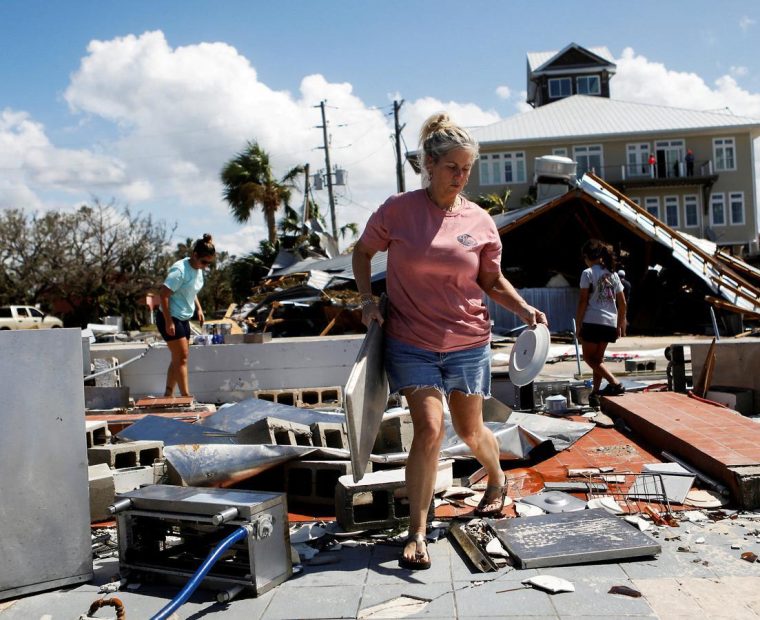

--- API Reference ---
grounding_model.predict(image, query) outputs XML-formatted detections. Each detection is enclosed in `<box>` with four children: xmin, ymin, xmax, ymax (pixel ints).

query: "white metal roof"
<box><xmin>527</xmin><ymin>45</ymin><xmax>615</xmax><ymax>72</ymax></box>
<box><xmin>471</xmin><ymin>95</ymin><xmax>760</xmax><ymax>145</ymax></box>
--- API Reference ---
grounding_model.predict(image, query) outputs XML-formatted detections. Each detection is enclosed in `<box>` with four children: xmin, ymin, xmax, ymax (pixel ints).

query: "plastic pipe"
<box><xmin>150</xmin><ymin>525</ymin><xmax>250</xmax><ymax>620</ymax></box>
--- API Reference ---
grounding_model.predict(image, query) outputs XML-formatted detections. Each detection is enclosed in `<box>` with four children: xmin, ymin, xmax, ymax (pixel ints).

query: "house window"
<box><xmin>645</xmin><ymin>197</ymin><xmax>660</xmax><ymax>219</ymax></box>
<box><xmin>631</xmin><ymin>197</ymin><xmax>641</xmax><ymax>206</ymax></box>
<box><xmin>479</xmin><ymin>153</ymin><xmax>501</xmax><ymax>186</ymax></box>
<box><xmin>574</xmin><ymin>145</ymin><xmax>603</xmax><ymax>177</ymax></box>
<box><xmin>478</xmin><ymin>152</ymin><xmax>525</xmax><ymax>185</ymax></box>
<box><xmin>710</xmin><ymin>193</ymin><xmax>726</xmax><ymax>226</ymax></box>
<box><xmin>729</xmin><ymin>191</ymin><xmax>745</xmax><ymax>225</ymax></box>
<box><xmin>548</xmin><ymin>77</ymin><xmax>571</xmax><ymax>99</ymax></box>
<box><xmin>552</xmin><ymin>148</ymin><xmax>568</xmax><ymax>157</ymax></box>
<box><xmin>714</xmin><ymin>138</ymin><xmax>736</xmax><ymax>171</ymax></box>
<box><xmin>503</xmin><ymin>152</ymin><xmax>526</xmax><ymax>184</ymax></box>
<box><xmin>626</xmin><ymin>143</ymin><xmax>650</xmax><ymax>177</ymax></box>
<box><xmin>684</xmin><ymin>195</ymin><xmax>699</xmax><ymax>227</ymax></box>
<box><xmin>664</xmin><ymin>196</ymin><xmax>679</xmax><ymax>227</ymax></box>
<box><xmin>576</xmin><ymin>75</ymin><xmax>600</xmax><ymax>95</ymax></box>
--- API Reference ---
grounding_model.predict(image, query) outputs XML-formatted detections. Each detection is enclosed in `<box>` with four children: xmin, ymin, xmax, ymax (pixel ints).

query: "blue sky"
<box><xmin>1</xmin><ymin>0</ymin><xmax>759</xmax><ymax>255</ymax></box>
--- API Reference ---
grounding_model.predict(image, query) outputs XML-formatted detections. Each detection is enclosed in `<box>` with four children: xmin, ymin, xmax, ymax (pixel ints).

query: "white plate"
<box><xmin>508</xmin><ymin>323</ymin><xmax>551</xmax><ymax>386</ymax></box>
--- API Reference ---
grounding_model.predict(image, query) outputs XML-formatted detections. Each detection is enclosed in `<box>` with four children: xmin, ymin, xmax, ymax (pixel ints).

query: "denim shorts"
<box><xmin>384</xmin><ymin>337</ymin><xmax>491</xmax><ymax>398</ymax></box>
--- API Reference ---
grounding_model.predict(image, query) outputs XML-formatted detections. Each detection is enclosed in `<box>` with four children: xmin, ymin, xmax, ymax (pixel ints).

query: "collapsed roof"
<box><xmin>267</xmin><ymin>174</ymin><xmax>759</xmax><ymax>334</ymax></box>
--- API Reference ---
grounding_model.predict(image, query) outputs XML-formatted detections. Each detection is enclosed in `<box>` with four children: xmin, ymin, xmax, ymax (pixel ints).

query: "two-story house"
<box><xmin>467</xmin><ymin>43</ymin><xmax>760</xmax><ymax>255</ymax></box>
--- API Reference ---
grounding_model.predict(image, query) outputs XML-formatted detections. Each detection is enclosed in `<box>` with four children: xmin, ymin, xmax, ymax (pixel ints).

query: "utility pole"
<box><xmin>393</xmin><ymin>99</ymin><xmax>406</xmax><ymax>193</ymax></box>
<box><xmin>316</xmin><ymin>100</ymin><xmax>338</xmax><ymax>241</ymax></box>
<box><xmin>301</xmin><ymin>162</ymin><xmax>310</xmax><ymax>232</ymax></box>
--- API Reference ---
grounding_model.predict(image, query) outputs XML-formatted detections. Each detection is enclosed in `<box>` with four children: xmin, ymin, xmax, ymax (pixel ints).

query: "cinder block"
<box><xmin>285</xmin><ymin>460</ymin><xmax>371</xmax><ymax>506</ymax></box>
<box><xmin>372</xmin><ymin>413</ymin><xmax>414</xmax><ymax>454</ymax></box>
<box><xmin>310</xmin><ymin>421</ymin><xmax>349</xmax><ymax>449</ymax></box>
<box><xmin>88</xmin><ymin>463</ymin><xmax>115</xmax><ymax>522</ymax></box>
<box><xmin>253</xmin><ymin>389</ymin><xmax>299</xmax><ymax>407</ymax></box>
<box><xmin>299</xmin><ymin>386</ymin><xmax>343</xmax><ymax>409</ymax></box>
<box><xmin>113</xmin><ymin>465</ymin><xmax>154</xmax><ymax>494</ymax></box>
<box><xmin>335</xmin><ymin>461</ymin><xmax>452</xmax><ymax>531</ymax></box>
<box><xmin>85</xmin><ymin>420</ymin><xmax>110</xmax><ymax>448</ymax></box>
<box><xmin>236</xmin><ymin>417</ymin><xmax>313</xmax><ymax>446</ymax></box>
<box><xmin>625</xmin><ymin>358</ymin><xmax>657</xmax><ymax>373</ymax></box>
<box><xmin>84</xmin><ymin>386</ymin><xmax>130</xmax><ymax>409</ymax></box>
<box><xmin>88</xmin><ymin>440</ymin><xmax>164</xmax><ymax>468</ymax></box>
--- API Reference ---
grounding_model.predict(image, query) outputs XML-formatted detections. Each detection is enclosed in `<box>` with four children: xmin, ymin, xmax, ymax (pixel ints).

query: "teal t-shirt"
<box><xmin>164</xmin><ymin>258</ymin><xmax>204</xmax><ymax>320</ymax></box>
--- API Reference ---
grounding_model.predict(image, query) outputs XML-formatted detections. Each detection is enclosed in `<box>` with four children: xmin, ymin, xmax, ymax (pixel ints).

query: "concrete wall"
<box><xmin>690</xmin><ymin>339</ymin><xmax>760</xmax><ymax>414</ymax></box>
<box><xmin>92</xmin><ymin>335</ymin><xmax>364</xmax><ymax>404</ymax></box>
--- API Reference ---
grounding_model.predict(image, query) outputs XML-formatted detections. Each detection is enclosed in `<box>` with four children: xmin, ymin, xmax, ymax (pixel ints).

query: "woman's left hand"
<box><xmin>198</xmin><ymin>309</ymin><xmax>205</xmax><ymax>326</ymax></box>
<box><xmin>520</xmin><ymin>304</ymin><xmax>548</xmax><ymax>328</ymax></box>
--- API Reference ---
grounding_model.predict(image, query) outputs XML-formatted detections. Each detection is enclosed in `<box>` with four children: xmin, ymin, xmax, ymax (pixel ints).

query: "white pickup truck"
<box><xmin>0</xmin><ymin>305</ymin><xmax>64</xmax><ymax>330</ymax></box>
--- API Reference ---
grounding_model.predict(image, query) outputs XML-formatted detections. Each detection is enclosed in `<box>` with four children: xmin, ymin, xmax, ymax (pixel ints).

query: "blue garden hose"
<box><xmin>150</xmin><ymin>524</ymin><xmax>250</xmax><ymax>620</ymax></box>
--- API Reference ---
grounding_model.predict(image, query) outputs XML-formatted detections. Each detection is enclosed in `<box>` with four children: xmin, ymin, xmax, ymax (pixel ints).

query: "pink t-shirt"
<box><xmin>360</xmin><ymin>189</ymin><xmax>502</xmax><ymax>352</ymax></box>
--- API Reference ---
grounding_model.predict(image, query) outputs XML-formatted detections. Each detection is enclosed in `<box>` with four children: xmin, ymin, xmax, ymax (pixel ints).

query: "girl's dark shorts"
<box><xmin>157</xmin><ymin>310</ymin><xmax>191</xmax><ymax>342</ymax></box>
<box><xmin>581</xmin><ymin>322</ymin><xmax>618</xmax><ymax>344</ymax></box>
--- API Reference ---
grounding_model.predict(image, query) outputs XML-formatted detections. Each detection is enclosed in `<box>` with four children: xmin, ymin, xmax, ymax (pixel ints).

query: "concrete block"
<box><xmin>85</xmin><ymin>420</ymin><xmax>110</xmax><ymax>449</ymax></box>
<box><xmin>88</xmin><ymin>463</ymin><xmax>115</xmax><ymax>522</ymax></box>
<box><xmin>625</xmin><ymin>358</ymin><xmax>657</xmax><ymax>373</ymax></box>
<box><xmin>299</xmin><ymin>386</ymin><xmax>343</xmax><ymax>408</ymax></box>
<box><xmin>113</xmin><ymin>465</ymin><xmax>154</xmax><ymax>494</ymax></box>
<box><xmin>335</xmin><ymin>460</ymin><xmax>452</xmax><ymax>531</ymax></box>
<box><xmin>84</xmin><ymin>386</ymin><xmax>130</xmax><ymax>409</ymax></box>
<box><xmin>285</xmin><ymin>460</ymin><xmax>371</xmax><ymax>506</ymax></box>
<box><xmin>88</xmin><ymin>440</ymin><xmax>164</xmax><ymax>468</ymax></box>
<box><xmin>253</xmin><ymin>389</ymin><xmax>299</xmax><ymax>407</ymax></box>
<box><xmin>236</xmin><ymin>417</ymin><xmax>313</xmax><ymax>446</ymax></box>
<box><xmin>310</xmin><ymin>421</ymin><xmax>349</xmax><ymax>449</ymax></box>
<box><xmin>372</xmin><ymin>413</ymin><xmax>414</xmax><ymax>454</ymax></box>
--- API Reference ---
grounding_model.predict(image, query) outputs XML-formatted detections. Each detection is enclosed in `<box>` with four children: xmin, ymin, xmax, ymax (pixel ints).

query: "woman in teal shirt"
<box><xmin>158</xmin><ymin>234</ymin><xmax>216</xmax><ymax>398</ymax></box>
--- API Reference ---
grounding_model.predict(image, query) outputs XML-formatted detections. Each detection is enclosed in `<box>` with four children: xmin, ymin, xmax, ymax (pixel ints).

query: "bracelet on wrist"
<box><xmin>359</xmin><ymin>296</ymin><xmax>376</xmax><ymax>308</ymax></box>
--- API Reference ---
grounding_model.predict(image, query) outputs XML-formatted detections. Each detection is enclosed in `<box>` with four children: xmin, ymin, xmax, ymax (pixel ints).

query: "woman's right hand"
<box><xmin>361</xmin><ymin>302</ymin><xmax>384</xmax><ymax>327</ymax></box>
<box><xmin>166</xmin><ymin>320</ymin><xmax>176</xmax><ymax>337</ymax></box>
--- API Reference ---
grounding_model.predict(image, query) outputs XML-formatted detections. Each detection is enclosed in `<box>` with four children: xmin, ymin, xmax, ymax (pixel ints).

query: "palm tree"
<box><xmin>220</xmin><ymin>141</ymin><xmax>304</xmax><ymax>244</ymax></box>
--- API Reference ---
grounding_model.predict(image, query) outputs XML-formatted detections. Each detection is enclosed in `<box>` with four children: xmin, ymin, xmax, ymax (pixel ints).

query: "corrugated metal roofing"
<box><xmin>471</xmin><ymin>95</ymin><xmax>760</xmax><ymax>145</ymax></box>
<box><xmin>527</xmin><ymin>45</ymin><xmax>615</xmax><ymax>72</ymax></box>
<box><xmin>272</xmin><ymin>251</ymin><xmax>388</xmax><ymax>284</ymax></box>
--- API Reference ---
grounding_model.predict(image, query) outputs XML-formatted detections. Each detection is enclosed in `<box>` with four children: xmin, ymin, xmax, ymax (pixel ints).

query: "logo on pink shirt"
<box><xmin>457</xmin><ymin>234</ymin><xmax>477</xmax><ymax>247</ymax></box>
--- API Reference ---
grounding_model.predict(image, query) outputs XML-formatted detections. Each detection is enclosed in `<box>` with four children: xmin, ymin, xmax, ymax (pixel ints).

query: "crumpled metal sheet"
<box><xmin>371</xmin><ymin>414</ymin><xmax>593</xmax><ymax>464</ymax></box>
<box><xmin>116</xmin><ymin>414</ymin><xmax>236</xmax><ymax>445</ymax></box>
<box><xmin>166</xmin><ymin>408</ymin><xmax>593</xmax><ymax>487</ymax></box>
<box><xmin>506</xmin><ymin>411</ymin><xmax>595</xmax><ymax>452</ymax></box>
<box><xmin>164</xmin><ymin>444</ymin><xmax>350</xmax><ymax>487</ymax></box>
<box><xmin>199</xmin><ymin>397</ymin><xmax>345</xmax><ymax>433</ymax></box>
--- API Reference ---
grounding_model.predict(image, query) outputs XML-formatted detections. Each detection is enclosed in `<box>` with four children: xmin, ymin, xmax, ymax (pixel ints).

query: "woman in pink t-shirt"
<box><xmin>352</xmin><ymin>113</ymin><xmax>547</xmax><ymax>571</ymax></box>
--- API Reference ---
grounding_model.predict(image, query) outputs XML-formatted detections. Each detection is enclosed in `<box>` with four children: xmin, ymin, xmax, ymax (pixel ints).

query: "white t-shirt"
<box><xmin>580</xmin><ymin>264</ymin><xmax>623</xmax><ymax>327</ymax></box>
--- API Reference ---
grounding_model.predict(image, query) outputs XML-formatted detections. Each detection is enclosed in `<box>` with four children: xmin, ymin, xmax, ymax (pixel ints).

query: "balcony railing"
<box><xmin>577</xmin><ymin>159</ymin><xmax>714</xmax><ymax>183</ymax></box>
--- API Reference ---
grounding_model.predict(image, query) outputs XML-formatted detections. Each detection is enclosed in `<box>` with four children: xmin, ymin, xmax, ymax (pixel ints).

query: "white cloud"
<box><xmin>495</xmin><ymin>85</ymin><xmax>512</xmax><ymax>99</ymax></box>
<box><xmin>730</xmin><ymin>65</ymin><xmax>749</xmax><ymax>78</ymax></box>
<box><xmin>58</xmin><ymin>31</ymin><xmax>504</xmax><ymax>252</ymax></box>
<box><xmin>0</xmin><ymin>108</ymin><xmax>124</xmax><ymax>201</ymax></box>
<box><xmin>739</xmin><ymin>16</ymin><xmax>756</xmax><ymax>31</ymax></box>
<box><xmin>612</xmin><ymin>47</ymin><xmax>760</xmax><ymax>117</ymax></box>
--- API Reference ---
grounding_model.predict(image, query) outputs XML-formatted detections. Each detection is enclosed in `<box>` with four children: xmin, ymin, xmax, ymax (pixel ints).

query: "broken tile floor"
<box><xmin>3</xmin><ymin>514</ymin><xmax>760</xmax><ymax>619</ymax></box>
<box><xmin>4</xmin><ymin>336</ymin><xmax>760</xmax><ymax>619</ymax></box>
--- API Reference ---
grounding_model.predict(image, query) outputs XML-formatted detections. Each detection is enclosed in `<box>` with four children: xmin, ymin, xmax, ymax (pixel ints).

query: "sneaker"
<box><xmin>588</xmin><ymin>392</ymin><xmax>600</xmax><ymax>408</ymax></box>
<box><xmin>599</xmin><ymin>382</ymin><xmax>626</xmax><ymax>396</ymax></box>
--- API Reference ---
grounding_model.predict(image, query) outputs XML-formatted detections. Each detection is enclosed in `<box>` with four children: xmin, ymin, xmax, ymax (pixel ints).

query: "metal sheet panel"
<box><xmin>200</xmin><ymin>397</ymin><xmax>346</xmax><ymax>432</ymax></box>
<box><xmin>0</xmin><ymin>329</ymin><xmax>93</xmax><ymax>600</ymax></box>
<box><xmin>117</xmin><ymin>414</ymin><xmax>236</xmax><ymax>445</ymax></box>
<box><xmin>489</xmin><ymin>508</ymin><xmax>661</xmax><ymax>569</ymax></box>
<box><xmin>344</xmin><ymin>316</ymin><xmax>388</xmax><ymax>482</ymax></box>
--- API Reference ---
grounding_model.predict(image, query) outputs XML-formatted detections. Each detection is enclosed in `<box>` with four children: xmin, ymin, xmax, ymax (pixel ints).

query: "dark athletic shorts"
<box><xmin>580</xmin><ymin>322</ymin><xmax>618</xmax><ymax>344</ymax></box>
<box><xmin>157</xmin><ymin>310</ymin><xmax>191</xmax><ymax>342</ymax></box>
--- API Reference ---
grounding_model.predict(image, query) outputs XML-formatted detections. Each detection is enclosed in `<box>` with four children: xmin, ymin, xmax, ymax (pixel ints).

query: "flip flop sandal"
<box><xmin>398</xmin><ymin>533</ymin><xmax>431</xmax><ymax>570</ymax></box>
<box><xmin>473</xmin><ymin>480</ymin><xmax>509</xmax><ymax>518</ymax></box>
